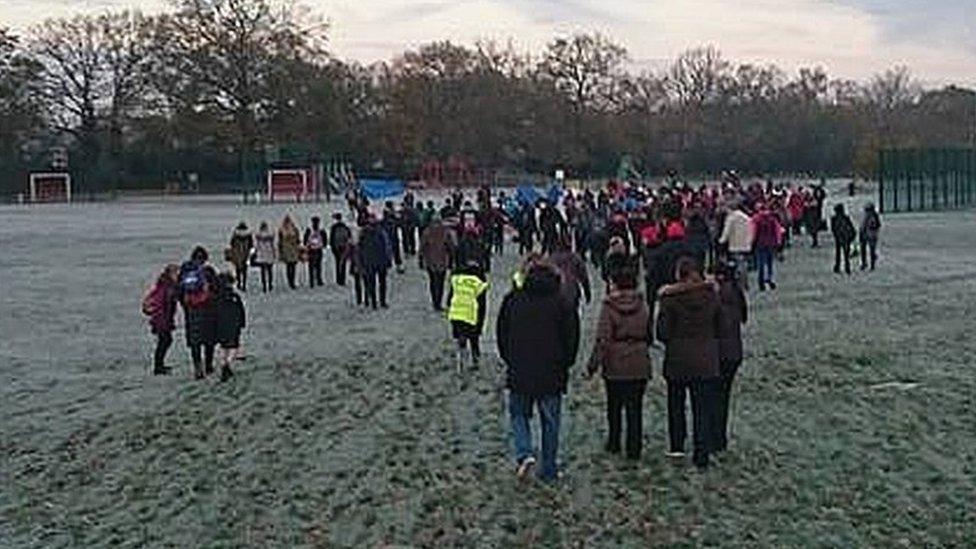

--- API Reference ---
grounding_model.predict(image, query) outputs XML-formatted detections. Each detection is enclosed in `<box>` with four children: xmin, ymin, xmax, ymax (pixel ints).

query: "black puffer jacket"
<box><xmin>496</xmin><ymin>266</ymin><xmax>581</xmax><ymax>395</ymax></box>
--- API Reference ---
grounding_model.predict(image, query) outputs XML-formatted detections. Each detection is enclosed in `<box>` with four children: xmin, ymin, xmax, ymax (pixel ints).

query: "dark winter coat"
<box><xmin>180</xmin><ymin>263</ymin><xmax>218</xmax><ymax>347</ymax></box>
<box><xmin>496</xmin><ymin>267</ymin><xmax>581</xmax><ymax>396</ymax></box>
<box><xmin>587</xmin><ymin>289</ymin><xmax>653</xmax><ymax>381</ymax></box>
<box><xmin>831</xmin><ymin>213</ymin><xmax>856</xmax><ymax>246</ymax></box>
<box><xmin>717</xmin><ymin>279</ymin><xmax>747</xmax><ymax>365</ymax></box>
<box><xmin>860</xmin><ymin>210</ymin><xmax>882</xmax><ymax>242</ymax></box>
<box><xmin>656</xmin><ymin>280</ymin><xmax>721</xmax><ymax>381</ymax></box>
<box><xmin>229</xmin><ymin>229</ymin><xmax>253</xmax><ymax>268</ymax></box>
<box><xmin>359</xmin><ymin>224</ymin><xmax>393</xmax><ymax>272</ymax></box>
<box><xmin>329</xmin><ymin>222</ymin><xmax>353</xmax><ymax>255</ymax></box>
<box><xmin>215</xmin><ymin>284</ymin><xmax>246</xmax><ymax>348</ymax></box>
<box><xmin>549</xmin><ymin>250</ymin><xmax>591</xmax><ymax>308</ymax></box>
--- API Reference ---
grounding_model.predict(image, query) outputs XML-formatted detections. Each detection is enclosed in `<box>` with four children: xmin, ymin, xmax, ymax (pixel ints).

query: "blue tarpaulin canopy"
<box><xmin>359</xmin><ymin>178</ymin><xmax>405</xmax><ymax>200</ymax></box>
<box><xmin>515</xmin><ymin>185</ymin><xmax>543</xmax><ymax>206</ymax></box>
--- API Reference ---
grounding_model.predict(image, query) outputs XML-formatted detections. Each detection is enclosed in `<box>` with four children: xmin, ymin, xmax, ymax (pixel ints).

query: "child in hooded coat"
<box><xmin>214</xmin><ymin>272</ymin><xmax>246</xmax><ymax>382</ymax></box>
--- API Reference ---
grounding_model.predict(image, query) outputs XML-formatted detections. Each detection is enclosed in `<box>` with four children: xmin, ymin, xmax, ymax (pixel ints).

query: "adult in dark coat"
<box><xmin>358</xmin><ymin>218</ymin><xmax>393</xmax><ymax>309</ymax></box>
<box><xmin>830</xmin><ymin>204</ymin><xmax>857</xmax><ymax>275</ymax></box>
<box><xmin>329</xmin><ymin>213</ymin><xmax>353</xmax><ymax>286</ymax></box>
<box><xmin>656</xmin><ymin>256</ymin><xmax>721</xmax><ymax>468</ymax></box>
<box><xmin>496</xmin><ymin>264</ymin><xmax>580</xmax><ymax>482</ymax></box>
<box><xmin>859</xmin><ymin>203</ymin><xmax>882</xmax><ymax>271</ymax></box>
<box><xmin>228</xmin><ymin>222</ymin><xmax>253</xmax><ymax>292</ymax></box>
<box><xmin>382</xmin><ymin>203</ymin><xmax>404</xmax><ymax>273</ymax></box>
<box><xmin>713</xmin><ymin>262</ymin><xmax>747</xmax><ymax>453</ymax></box>
<box><xmin>538</xmin><ymin>201</ymin><xmax>567</xmax><ymax>255</ymax></box>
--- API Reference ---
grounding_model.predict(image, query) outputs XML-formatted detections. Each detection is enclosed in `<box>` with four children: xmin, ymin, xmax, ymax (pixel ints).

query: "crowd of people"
<box><xmin>142</xmin><ymin>175</ymin><xmax>883</xmax><ymax>479</ymax></box>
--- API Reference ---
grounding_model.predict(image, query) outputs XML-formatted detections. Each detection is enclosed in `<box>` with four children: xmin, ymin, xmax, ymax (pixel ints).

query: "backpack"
<box><xmin>866</xmin><ymin>213</ymin><xmax>880</xmax><ymax>232</ymax></box>
<box><xmin>332</xmin><ymin>224</ymin><xmax>352</xmax><ymax>251</ymax></box>
<box><xmin>307</xmin><ymin>230</ymin><xmax>324</xmax><ymax>251</ymax></box>
<box><xmin>142</xmin><ymin>284</ymin><xmax>164</xmax><ymax>317</ymax></box>
<box><xmin>179</xmin><ymin>262</ymin><xmax>211</xmax><ymax>309</ymax></box>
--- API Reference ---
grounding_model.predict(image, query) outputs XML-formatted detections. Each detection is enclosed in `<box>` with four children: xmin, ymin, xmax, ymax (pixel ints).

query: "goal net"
<box><xmin>267</xmin><ymin>169</ymin><xmax>315</xmax><ymax>202</ymax></box>
<box><xmin>29</xmin><ymin>173</ymin><xmax>72</xmax><ymax>203</ymax></box>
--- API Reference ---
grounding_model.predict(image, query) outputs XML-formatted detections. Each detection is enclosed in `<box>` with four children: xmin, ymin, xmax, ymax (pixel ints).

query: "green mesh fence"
<box><xmin>879</xmin><ymin>148</ymin><xmax>976</xmax><ymax>213</ymax></box>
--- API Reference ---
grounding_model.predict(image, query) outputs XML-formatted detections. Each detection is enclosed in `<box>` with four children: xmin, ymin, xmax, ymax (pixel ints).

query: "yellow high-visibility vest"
<box><xmin>448</xmin><ymin>274</ymin><xmax>489</xmax><ymax>325</ymax></box>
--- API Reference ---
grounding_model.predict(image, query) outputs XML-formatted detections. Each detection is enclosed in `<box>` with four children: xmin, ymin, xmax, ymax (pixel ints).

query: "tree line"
<box><xmin>1</xmin><ymin>0</ymin><xmax>975</xmax><ymax>194</ymax></box>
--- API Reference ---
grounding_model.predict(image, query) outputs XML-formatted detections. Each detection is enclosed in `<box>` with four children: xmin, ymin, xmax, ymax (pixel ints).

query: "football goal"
<box><xmin>29</xmin><ymin>172</ymin><xmax>72</xmax><ymax>203</ymax></box>
<box><xmin>267</xmin><ymin>168</ymin><xmax>316</xmax><ymax>202</ymax></box>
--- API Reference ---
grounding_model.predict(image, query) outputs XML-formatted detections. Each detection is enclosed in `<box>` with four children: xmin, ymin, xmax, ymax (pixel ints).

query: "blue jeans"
<box><xmin>509</xmin><ymin>392</ymin><xmax>562</xmax><ymax>481</ymax></box>
<box><xmin>756</xmin><ymin>246</ymin><xmax>775</xmax><ymax>287</ymax></box>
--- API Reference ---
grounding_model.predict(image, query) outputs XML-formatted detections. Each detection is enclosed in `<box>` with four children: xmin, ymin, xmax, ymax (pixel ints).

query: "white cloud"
<box><xmin>2</xmin><ymin>0</ymin><xmax>974</xmax><ymax>85</ymax></box>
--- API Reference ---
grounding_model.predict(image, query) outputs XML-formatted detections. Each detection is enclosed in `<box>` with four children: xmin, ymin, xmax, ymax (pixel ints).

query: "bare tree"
<box><xmin>541</xmin><ymin>32</ymin><xmax>628</xmax><ymax>113</ymax></box>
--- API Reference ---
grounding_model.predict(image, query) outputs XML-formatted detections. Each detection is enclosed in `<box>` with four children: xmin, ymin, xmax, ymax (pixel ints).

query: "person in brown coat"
<box><xmin>714</xmin><ymin>260</ymin><xmax>748</xmax><ymax>453</ymax></box>
<box><xmin>549</xmin><ymin>234</ymin><xmax>591</xmax><ymax>310</ymax></box>
<box><xmin>656</xmin><ymin>255</ymin><xmax>721</xmax><ymax>469</ymax></box>
<box><xmin>586</xmin><ymin>258</ymin><xmax>652</xmax><ymax>460</ymax></box>
<box><xmin>419</xmin><ymin>212</ymin><xmax>455</xmax><ymax>311</ymax></box>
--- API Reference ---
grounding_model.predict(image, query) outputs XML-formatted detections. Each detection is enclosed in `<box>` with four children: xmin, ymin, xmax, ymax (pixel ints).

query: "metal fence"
<box><xmin>878</xmin><ymin>148</ymin><xmax>976</xmax><ymax>213</ymax></box>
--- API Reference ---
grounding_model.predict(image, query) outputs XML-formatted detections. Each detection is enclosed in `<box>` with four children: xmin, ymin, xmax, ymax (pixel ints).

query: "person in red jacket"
<box><xmin>752</xmin><ymin>203</ymin><xmax>783</xmax><ymax>291</ymax></box>
<box><xmin>144</xmin><ymin>264</ymin><xmax>180</xmax><ymax>375</ymax></box>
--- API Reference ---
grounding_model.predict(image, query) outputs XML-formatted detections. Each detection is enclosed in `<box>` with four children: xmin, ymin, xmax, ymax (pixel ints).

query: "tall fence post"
<box><xmin>878</xmin><ymin>149</ymin><xmax>885</xmax><ymax>213</ymax></box>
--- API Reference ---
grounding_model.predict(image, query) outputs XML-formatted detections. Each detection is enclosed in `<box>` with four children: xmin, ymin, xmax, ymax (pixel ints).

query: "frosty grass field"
<box><xmin>1</xmin><ymin>188</ymin><xmax>975</xmax><ymax>547</ymax></box>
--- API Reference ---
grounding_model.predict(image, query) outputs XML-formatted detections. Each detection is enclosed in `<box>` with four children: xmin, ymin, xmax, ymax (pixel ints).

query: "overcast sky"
<box><xmin>2</xmin><ymin>0</ymin><xmax>973</xmax><ymax>86</ymax></box>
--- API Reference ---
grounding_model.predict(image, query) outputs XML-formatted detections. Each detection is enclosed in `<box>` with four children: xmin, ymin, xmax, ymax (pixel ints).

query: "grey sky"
<box><xmin>2</xmin><ymin>0</ymin><xmax>973</xmax><ymax>85</ymax></box>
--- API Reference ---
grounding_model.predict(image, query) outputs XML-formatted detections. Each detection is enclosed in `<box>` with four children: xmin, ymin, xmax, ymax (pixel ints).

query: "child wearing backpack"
<box><xmin>179</xmin><ymin>246</ymin><xmax>218</xmax><ymax>380</ymax></box>
<box><xmin>214</xmin><ymin>272</ymin><xmax>247</xmax><ymax>382</ymax></box>
<box><xmin>447</xmin><ymin>260</ymin><xmax>490</xmax><ymax>371</ymax></box>
<box><xmin>143</xmin><ymin>264</ymin><xmax>180</xmax><ymax>375</ymax></box>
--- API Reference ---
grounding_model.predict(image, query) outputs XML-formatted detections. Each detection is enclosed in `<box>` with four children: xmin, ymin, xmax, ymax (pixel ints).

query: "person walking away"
<box><xmin>602</xmin><ymin>236</ymin><xmax>629</xmax><ymax>290</ymax></box>
<box><xmin>831</xmin><ymin>204</ymin><xmax>857</xmax><ymax>275</ymax></box>
<box><xmin>179</xmin><ymin>247</ymin><xmax>219</xmax><ymax>379</ymax></box>
<box><xmin>517</xmin><ymin>204</ymin><xmax>538</xmax><ymax>255</ymax></box>
<box><xmin>304</xmin><ymin>216</ymin><xmax>328</xmax><ymax>288</ymax></box>
<box><xmin>656</xmin><ymin>256</ymin><xmax>721</xmax><ymax>469</ymax></box>
<box><xmin>447</xmin><ymin>260</ymin><xmax>490</xmax><ymax>371</ymax></box>
<box><xmin>348</xmin><ymin>227</ymin><xmax>366</xmax><ymax>307</ymax></box>
<box><xmin>359</xmin><ymin>215</ymin><xmax>393</xmax><ymax>309</ymax></box>
<box><xmin>859</xmin><ymin>203</ymin><xmax>882</xmax><ymax>271</ymax></box>
<box><xmin>586</xmin><ymin>260</ymin><xmax>652</xmax><ymax>460</ymax></box>
<box><xmin>253</xmin><ymin>222</ymin><xmax>276</xmax><ymax>293</ymax></box>
<box><xmin>382</xmin><ymin>202</ymin><xmax>405</xmax><ymax>274</ymax></box>
<box><xmin>713</xmin><ymin>261</ymin><xmax>747</xmax><ymax>453</ymax></box>
<box><xmin>752</xmin><ymin>204</ymin><xmax>783</xmax><ymax>291</ymax></box>
<box><xmin>640</xmin><ymin>220</ymin><xmax>666</xmax><ymax>327</ymax></box>
<box><xmin>803</xmin><ymin>191</ymin><xmax>821</xmax><ymax>247</ymax></box>
<box><xmin>400</xmin><ymin>201</ymin><xmax>420</xmax><ymax>256</ymax></box>
<box><xmin>456</xmin><ymin>226</ymin><xmax>490</xmax><ymax>274</ymax></box>
<box><xmin>497</xmin><ymin>263</ymin><xmax>580</xmax><ymax>482</ymax></box>
<box><xmin>228</xmin><ymin>222</ymin><xmax>253</xmax><ymax>292</ymax></box>
<box><xmin>549</xmin><ymin>234</ymin><xmax>592</xmax><ymax>310</ymax></box>
<box><xmin>329</xmin><ymin>213</ymin><xmax>353</xmax><ymax>286</ymax></box>
<box><xmin>718</xmin><ymin>202</ymin><xmax>752</xmax><ymax>290</ymax></box>
<box><xmin>539</xmin><ymin>200</ymin><xmax>566</xmax><ymax>255</ymax></box>
<box><xmin>143</xmin><ymin>264</ymin><xmax>180</xmax><ymax>375</ymax></box>
<box><xmin>214</xmin><ymin>272</ymin><xmax>246</xmax><ymax>382</ymax></box>
<box><xmin>419</xmin><ymin>212</ymin><xmax>454</xmax><ymax>311</ymax></box>
<box><xmin>278</xmin><ymin>216</ymin><xmax>301</xmax><ymax>289</ymax></box>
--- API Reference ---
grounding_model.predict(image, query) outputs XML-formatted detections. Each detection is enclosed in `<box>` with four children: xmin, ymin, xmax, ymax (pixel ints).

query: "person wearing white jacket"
<box><xmin>719</xmin><ymin>204</ymin><xmax>753</xmax><ymax>289</ymax></box>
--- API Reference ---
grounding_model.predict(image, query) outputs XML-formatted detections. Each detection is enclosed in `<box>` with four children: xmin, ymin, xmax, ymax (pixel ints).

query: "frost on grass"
<box><xmin>1</xmin><ymin>195</ymin><xmax>975</xmax><ymax>546</ymax></box>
